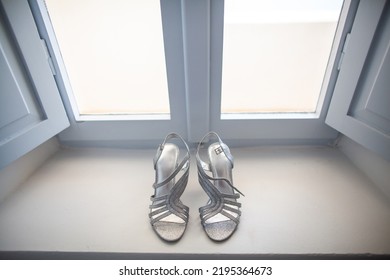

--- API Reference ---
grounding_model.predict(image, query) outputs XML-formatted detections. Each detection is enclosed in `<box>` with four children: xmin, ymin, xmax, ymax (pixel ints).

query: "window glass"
<box><xmin>45</xmin><ymin>0</ymin><xmax>170</xmax><ymax>116</ymax></box>
<box><xmin>221</xmin><ymin>0</ymin><xmax>344</xmax><ymax>114</ymax></box>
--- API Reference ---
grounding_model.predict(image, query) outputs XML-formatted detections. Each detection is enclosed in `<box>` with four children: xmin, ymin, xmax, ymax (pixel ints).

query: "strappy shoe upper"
<box><xmin>149</xmin><ymin>133</ymin><xmax>190</xmax><ymax>242</ymax></box>
<box><xmin>196</xmin><ymin>132</ymin><xmax>243</xmax><ymax>241</ymax></box>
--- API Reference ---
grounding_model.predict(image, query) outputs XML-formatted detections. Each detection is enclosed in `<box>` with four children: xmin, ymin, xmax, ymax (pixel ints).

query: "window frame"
<box><xmin>30</xmin><ymin>0</ymin><xmax>188</xmax><ymax>147</ymax></box>
<box><xmin>207</xmin><ymin>0</ymin><xmax>359</xmax><ymax>145</ymax></box>
<box><xmin>28</xmin><ymin>0</ymin><xmax>361</xmax><ymax>147</ymax></box>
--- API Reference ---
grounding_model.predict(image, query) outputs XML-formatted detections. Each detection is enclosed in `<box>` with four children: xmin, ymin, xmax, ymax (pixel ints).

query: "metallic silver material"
<box><xmin>149</xmin><ymin>133</ymin><xmax>190</xmax><ymax>242</ymax></box>
<box><xmin>196</xmin><ymin>132</ymin><xmax>243</xmax><ymax>241</ymax></box>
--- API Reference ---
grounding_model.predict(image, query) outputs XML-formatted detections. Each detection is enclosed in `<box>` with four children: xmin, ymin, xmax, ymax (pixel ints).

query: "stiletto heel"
<box><xmin>196</xmin><ymin>132</ymin><xmax>243</xmax><ymax>241</ymax></box>
<box><xmin>149</xmin><ymin>133</ymin><xmax>190</xmax><ymax>242</ymax></box>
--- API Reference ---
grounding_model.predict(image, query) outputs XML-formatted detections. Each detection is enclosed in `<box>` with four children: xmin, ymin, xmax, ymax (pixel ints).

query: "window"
<box><xmin>221</xmin><ymin>0</ymin><xmax>343</xmax><ymax>115</ymax></box>
<box><xmin>44</xmin><ymin>0</ymin><xmax>170</xmax><ymax>119</ymax></box>
<box><xmin>29</xmin><ymin>0</ymin><xmax>359</xmax><ymax>146</ymax></box>
<box><xmin>30</xmin><ymin>0</ymin><xmax>187</xmax><ymax>146</ymax></box>
<box><xmin>209</xmin><ymin>0</ymin><xmax>357</xmax><ymax>144</ymax></box>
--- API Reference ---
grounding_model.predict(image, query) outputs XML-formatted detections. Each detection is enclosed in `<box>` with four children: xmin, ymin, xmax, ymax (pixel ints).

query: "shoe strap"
<box><xmin>196</xmin><ymin>132</ymin><xmax>234</xmax><ymax>171</ymax></box>
<box><xmin>153</xmin><ymin>133</ymin><xmax>190</xmax><ymax>189</ymax></box>
<box><xmin>196</xmin><ymin>132</ymin><xmax>244</xmax><ymax>197</ymax></box>
<box><xmin>150</xmin><ymin>169</ymin><xmax>190</xmax><ymax>224</ymax></box>
<box><xmin>150</xmin><ymin>133</ymin><xmax>190</xmax><ymax>225</ymax></box>
<box><xmin>153</xmin><ymin>133</ymin><xmax>190</xmax><ymax>170</ymax></box>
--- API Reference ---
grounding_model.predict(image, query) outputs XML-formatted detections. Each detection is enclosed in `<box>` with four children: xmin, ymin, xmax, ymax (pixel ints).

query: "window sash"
<box><xmin>30</xmin><ymin>0</ymin><xmax>188</xmax><ymax>146</ymax></box>
<box><xmin>207</xmin><ymin>0</ymin><xmax>358</xmax><ymax>144</ymax></box>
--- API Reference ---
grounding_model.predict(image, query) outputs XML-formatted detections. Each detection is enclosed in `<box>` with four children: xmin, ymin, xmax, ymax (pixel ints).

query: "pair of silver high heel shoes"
<box><xmin>149</xmin><ymin>132</ymin><xmax>243</xmax><ymax>242</ymax></box>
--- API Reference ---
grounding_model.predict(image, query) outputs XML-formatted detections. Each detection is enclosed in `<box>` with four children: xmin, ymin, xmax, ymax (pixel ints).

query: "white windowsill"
<box><xmin>0</xmin><ymin>145</ymin><xmax>389</xmax><ymax>255</ymax></box>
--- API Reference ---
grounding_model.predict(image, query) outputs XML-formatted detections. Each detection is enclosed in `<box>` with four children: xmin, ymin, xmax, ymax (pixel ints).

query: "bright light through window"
<box><xmin>221</xmin><ymin>0</ymin><xmax>344</xmax><ymax>115</ymax></box>
<box><xmin>45</xmin><ymin>0</ymin><xmax>170</xmax><ymax>116</ymax></box>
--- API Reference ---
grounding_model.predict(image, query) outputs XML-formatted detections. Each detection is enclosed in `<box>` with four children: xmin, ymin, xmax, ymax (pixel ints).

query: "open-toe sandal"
<box><xmin>196</xmin><ymin>132</ymin><xmax>243</xmax><ymax>241</ymax></box>
<box><xmin>149</xmin><ymin>133</ymin><xmax>190</xmax><ymax>242</ymax></box>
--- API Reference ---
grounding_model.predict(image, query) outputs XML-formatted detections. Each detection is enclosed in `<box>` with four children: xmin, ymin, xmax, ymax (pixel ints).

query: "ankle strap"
<box><xmin>196</xmin><ymin>132</ymin><xmax>244</xmax><ymax>197</ymax></box>
<box><xmin>153</xmin><ymin>133</ymin><xmax>190</xmax><ymax>170</ymax></box>
<box><xmin>196</xmin><ymin>132</ymin><xmax>234</xmax><ymax>171</ymax></box>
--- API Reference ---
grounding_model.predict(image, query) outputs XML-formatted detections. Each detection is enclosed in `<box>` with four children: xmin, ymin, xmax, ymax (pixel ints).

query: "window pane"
<box><xmin>45</xmin><ymin>0</ymin><xmax>170</xmax><ymax>115</ymax></box>
<box><xmin>221</xmin><ymin>0</ymin><xmax>343</xmax><ymax>114</ymax></box>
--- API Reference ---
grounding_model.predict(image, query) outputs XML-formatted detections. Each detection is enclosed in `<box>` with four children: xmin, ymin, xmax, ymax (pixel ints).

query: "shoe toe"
<box><xmin>153</xmin><ymin>221</ymin><xmax>187</xmax><ymax>242</ymax></box>
<box><xmin>204</xmin><ymin>220</ymin><xmax>237</xmax><ymax>241</ymax></box>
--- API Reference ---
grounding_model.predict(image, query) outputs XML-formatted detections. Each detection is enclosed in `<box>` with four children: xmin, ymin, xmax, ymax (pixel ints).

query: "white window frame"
<box><xmin>28</xmin><ymin>0</ymin><xmax>360</xmax><ymax>147</ymax></box>
<box><xmin>30</xmin><ymin>0</ymin><xmax>188</xmax><ymax>147</ymax></box>
<box><xmin>206</xmin><ymin>0</ymin><xmax>359</xmax><ymax>145</ymax></box>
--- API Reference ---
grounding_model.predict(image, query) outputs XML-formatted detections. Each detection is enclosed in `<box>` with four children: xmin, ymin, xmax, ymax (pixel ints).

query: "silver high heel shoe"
<box><xmin>196</xmin><ymin>132</ymin><xmax>243</xmax><ymax>241</ymax></box>
<box><xmin>149</xmin><ymin>133</ymin><xmax>190</xmax><ymax>242</ymax></box>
